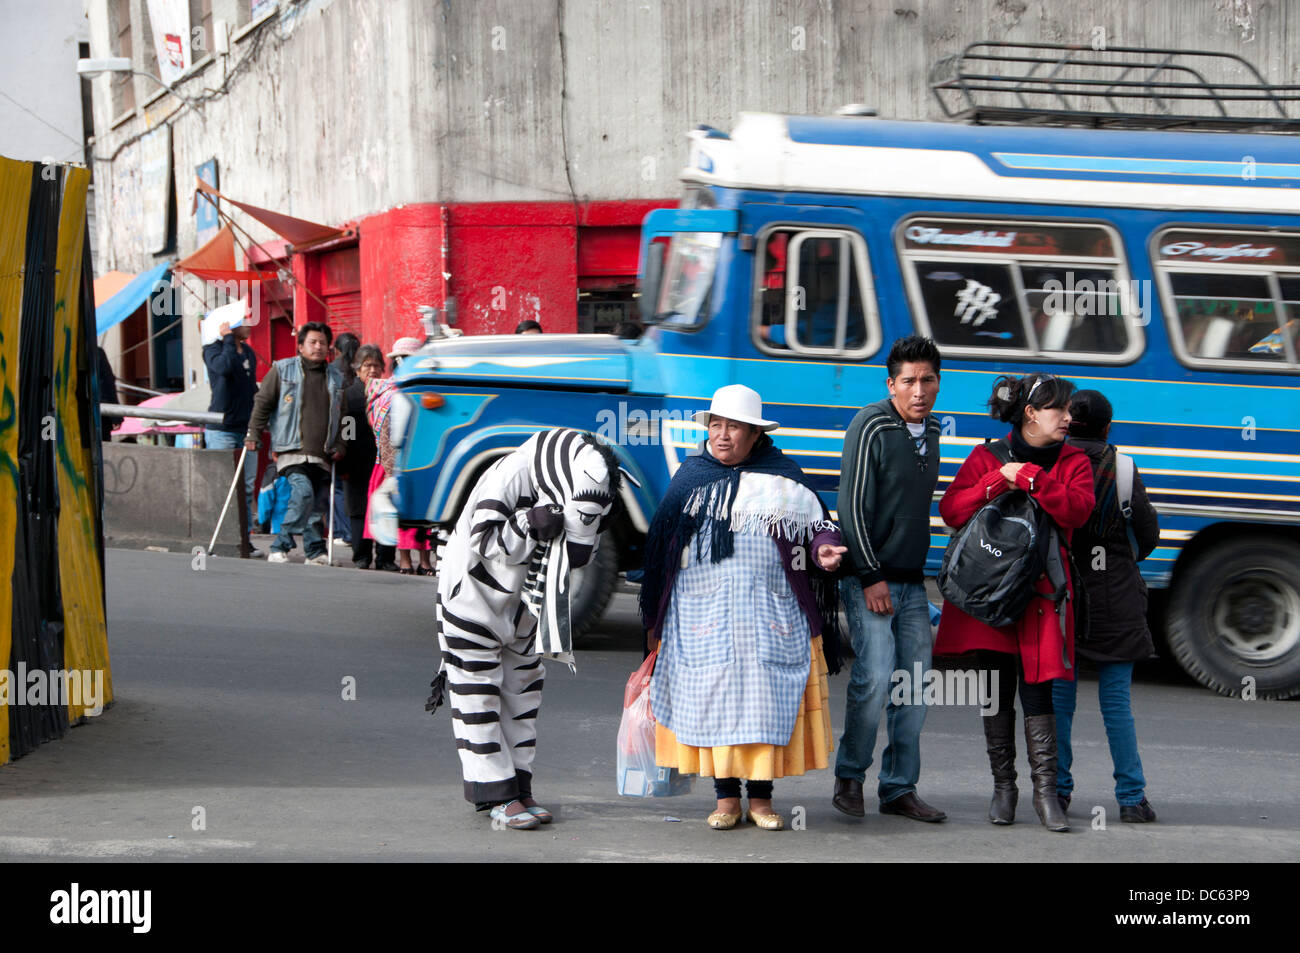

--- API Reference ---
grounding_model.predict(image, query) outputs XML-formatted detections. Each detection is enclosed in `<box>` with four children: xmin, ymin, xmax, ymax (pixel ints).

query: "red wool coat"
<box><xmin>934</xmin><ymin>438</ymin><xmax>1096</xmax><ymax>683</ymax></box>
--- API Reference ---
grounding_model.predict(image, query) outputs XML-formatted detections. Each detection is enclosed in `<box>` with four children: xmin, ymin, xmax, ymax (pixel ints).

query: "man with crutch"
<box><xmin>244</xmin><ymin>322</ymin><xmax>345</xmax><ymax>565</ymax></box>
<box><xmin>203</xmin><ymin>313</ymin><xmax>260</xmax><ymax>555</ymax></box>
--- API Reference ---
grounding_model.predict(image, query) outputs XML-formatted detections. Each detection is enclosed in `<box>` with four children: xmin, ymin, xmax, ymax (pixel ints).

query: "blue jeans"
<box><xmin>1053</xmin><ymin>661</ymin><xmax>1147</xmax><ymax>806</ymax></box>
<box><xmin>205</xmin><ymin>429</ymin><xmax>257</xmax><ymax>529</ymax></box>
<box><xmin>275</xmin><ymin>468</ymin><xmax>327</xmax><ymax>558</ymax></box>
<box><xmin>835</xmin><ymin>578</ymin><xmax>932</xmax><ymax>803</ymax></box>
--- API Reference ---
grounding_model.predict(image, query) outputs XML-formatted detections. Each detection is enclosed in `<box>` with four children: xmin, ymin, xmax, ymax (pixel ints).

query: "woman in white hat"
<box><xmin>639</xmin><ymin>385</ymin><xmax>847</xmax><ymax>830</ymax></box>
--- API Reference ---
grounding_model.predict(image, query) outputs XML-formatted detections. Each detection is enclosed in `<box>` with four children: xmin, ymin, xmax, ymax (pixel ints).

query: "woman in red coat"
<box><xmin>935</xmin><ymin>373</ymin><xmax>1094</xmax><ymax>832</ymax></box>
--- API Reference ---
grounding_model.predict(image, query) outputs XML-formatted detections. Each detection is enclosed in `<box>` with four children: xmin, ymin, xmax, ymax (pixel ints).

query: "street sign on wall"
<box><xmin>195</xmin><ymin>158</ymin><xmax>219</xmax><ymax>245</ymax></box>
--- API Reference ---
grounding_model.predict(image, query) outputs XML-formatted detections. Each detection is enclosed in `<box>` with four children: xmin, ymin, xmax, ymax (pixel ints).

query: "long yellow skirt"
<box><xmin>654</xmin><ymin>636</ymin><xmax>833</xmax><ymax>781</ymax></box>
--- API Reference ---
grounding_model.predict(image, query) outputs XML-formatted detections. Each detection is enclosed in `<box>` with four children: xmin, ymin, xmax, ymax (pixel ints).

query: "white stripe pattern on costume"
<box><xmin>435</xmin><ymin>429</ymin><xmax>615</xmax><ymax>804</ymax></box>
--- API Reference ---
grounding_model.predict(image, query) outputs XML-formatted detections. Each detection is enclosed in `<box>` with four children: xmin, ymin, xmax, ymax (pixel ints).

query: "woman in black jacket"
<box><xmin>343</xmin><ymin>345</ymin><xmax>394</xmax><ymax>570</ymax></box>
<box><xmin>1055</xmin><ymin>390</ymin><xmax>1160</xmax><ymax>823</ymax></box>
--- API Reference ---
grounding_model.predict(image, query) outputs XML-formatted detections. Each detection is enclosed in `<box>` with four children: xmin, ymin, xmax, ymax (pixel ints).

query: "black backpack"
<box><xmin>937</xmin><ymin>440</ymin><xmax>1070</xmax><ymax>629</ymax></box>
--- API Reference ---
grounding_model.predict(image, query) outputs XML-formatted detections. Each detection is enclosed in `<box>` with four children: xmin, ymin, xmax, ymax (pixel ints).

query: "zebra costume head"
<box><xmin>525</xmin><ymin>429</ymin><xmax>621</xmax><ymax>569</ymax></box>
<box><xmin>519</xmin><ymin>429</ymin><xmax>622</xmax><ymax>665</ymax></box>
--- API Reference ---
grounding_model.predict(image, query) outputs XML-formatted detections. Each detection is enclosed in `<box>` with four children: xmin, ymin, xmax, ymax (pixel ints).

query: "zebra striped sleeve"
<box><xmin>465</xmin><ymin>468</ymin><xmax>539</xmax><ymax>565</ymax></box>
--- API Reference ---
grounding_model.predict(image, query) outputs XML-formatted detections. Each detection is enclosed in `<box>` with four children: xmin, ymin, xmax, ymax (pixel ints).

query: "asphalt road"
<box><xmin>0</xmin><ymin>548</ymin><xmax>1295</xmax><ymax>862</ymax></box>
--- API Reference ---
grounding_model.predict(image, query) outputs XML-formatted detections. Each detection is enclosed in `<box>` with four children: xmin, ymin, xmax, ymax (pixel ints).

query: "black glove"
<box><xmin>525</xmin><ymin>503</ymin><xmax>564</xmax><ymax>541</ymax></box>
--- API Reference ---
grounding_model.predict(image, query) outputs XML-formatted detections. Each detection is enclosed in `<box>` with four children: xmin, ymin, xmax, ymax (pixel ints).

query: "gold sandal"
<box><xmin>746</xmin><ymin>808</ymin><xmax>785</xmax><ymax>831</ymax></box>
<box><xmin>707</xmin><ymin>810</ymin><xmax>742</xmax><ymax>830</ymax></box>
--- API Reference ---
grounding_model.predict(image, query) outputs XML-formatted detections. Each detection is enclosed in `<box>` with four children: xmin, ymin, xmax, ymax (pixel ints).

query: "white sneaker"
<box><xmin>305</xmin><ymin>554</ymin><xmax>332</xmax><ymax>566</ymax></box>
<box><xmin>248</xmin><ymin>547</ymin><xmax>266</xmax><ymax>559</ymax></box>
<box><xmin>332</xmin><ymin>538</ymin><xmax>350</xmax><ymax>551</ymax></box>
<box><xmin>268</xmin><ymin>551</ymin><xmax>290</xmax><ymax>563</ymax></box>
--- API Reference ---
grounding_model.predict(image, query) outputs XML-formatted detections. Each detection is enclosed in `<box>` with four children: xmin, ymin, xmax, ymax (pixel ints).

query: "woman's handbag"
<box><xmin>616</xmin><ymin>651</ymin><xmax>692</xmax><ymax>797</ymax></box>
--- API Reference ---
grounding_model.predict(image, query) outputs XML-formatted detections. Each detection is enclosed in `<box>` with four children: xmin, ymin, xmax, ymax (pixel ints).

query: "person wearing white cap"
<box><xmin>639</xmin><ymin>384</ymin><xmax>848</xmax><ymax>831</ymax></box>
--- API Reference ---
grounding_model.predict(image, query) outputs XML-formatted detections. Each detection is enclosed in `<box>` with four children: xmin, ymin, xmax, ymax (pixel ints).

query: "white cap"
<box><xmin>388</xmin><ymin>336</ymin><xmax>423</xmax><ymax>359</ymax></box>
<box><xmin>692</xmin><ymin>384</ymin><xmax>779</xmax><ymax>432</ymax></box>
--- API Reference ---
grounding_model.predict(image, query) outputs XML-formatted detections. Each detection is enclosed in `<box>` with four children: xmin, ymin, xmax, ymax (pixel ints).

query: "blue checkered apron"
<box><xmin>650</xmin><ymin>530</ymin><xmax>812</xmax><ymax>747</ymax></box>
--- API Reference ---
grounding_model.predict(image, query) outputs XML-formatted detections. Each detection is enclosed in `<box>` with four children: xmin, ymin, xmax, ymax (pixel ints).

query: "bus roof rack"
<box><xmin>930</xmin><ymin>41</ymin><xmax>1300</xmax><ymax>132</ymax></box>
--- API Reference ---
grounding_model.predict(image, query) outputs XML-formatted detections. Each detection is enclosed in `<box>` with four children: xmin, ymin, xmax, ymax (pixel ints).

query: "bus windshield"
<box><xmin>653</xmin><ymin>231</ymin><xmax>722</xmax><ymax>328</ymax></box>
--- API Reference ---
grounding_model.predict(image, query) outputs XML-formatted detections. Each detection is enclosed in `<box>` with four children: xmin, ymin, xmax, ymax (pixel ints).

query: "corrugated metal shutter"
<box><xmin>324</xmin><ymin>289</ymin><xmax>361</xmax><ymax>339</ymax></box>
<box><xmin>319</xmin><ymin>245</ymin><xmax>361</xmax><ymax>339</ymax></box>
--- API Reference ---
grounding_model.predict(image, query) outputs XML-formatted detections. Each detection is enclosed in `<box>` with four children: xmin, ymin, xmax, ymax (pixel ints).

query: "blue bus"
<box><xmin>385</xmin><ymin>110</ymin><xmax>1300</xmax><ymax>699</ymax></box>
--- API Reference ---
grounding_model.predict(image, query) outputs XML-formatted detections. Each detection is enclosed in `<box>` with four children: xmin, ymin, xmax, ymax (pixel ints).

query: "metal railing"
<box><xmin>101</xmin><ymin>403</ymin><xmax>223</xmax><ymax>426</ymax></box>
<box><xmin>930</xmin><ymin>42</ymin><xmax>1300</xmax><ymax>131</ymax></box>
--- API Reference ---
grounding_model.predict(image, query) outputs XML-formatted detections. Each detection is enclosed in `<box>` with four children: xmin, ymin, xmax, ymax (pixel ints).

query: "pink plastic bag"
<box><xmin>615</xmin><ymin>651</ymin><xmax>691</xmax><ymax>798</ymax></box>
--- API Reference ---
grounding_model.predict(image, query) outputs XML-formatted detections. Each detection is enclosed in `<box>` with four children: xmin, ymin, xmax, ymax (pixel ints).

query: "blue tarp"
<box><xmin>95</xmin><ymin>262</ymin><xmax>171</xmax><ymax>335</ymax></box>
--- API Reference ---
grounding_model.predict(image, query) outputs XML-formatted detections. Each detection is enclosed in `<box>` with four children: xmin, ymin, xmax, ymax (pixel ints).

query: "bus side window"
<box><xmin>754</xmin><ymin>228</ymin><xmax>874</xmax><ymax>357</ymax></box>
<box><xmin>1155</xmin><ymin>227</ymin><xmax>1300</xmax><ymax>369</ymax></box>
<box><xmin>758</xmin><ymin>232</ymin><xmax>789</xmax><ymax>343</ymax></box>
<box><xmin>1169</xmin><ymin>273</ymin><xmax>1282</xmax><ymax>362</ymax></box>
<box><xmin>913</xmin><ymin>261</ymin><xmax>1026</xmax><ymax>349</ymax></box>
<box><xmin>898</xmin><ymin>217</ymin><xmax>1138</xmax><ymax>361</ymax></box>
<box><xmin>1281</xmin><ymin>277</ymin><xmax>1300</xmax><ymax>357</ymax></box>
<box><xmin>1022</xmin><ymin>266</ymin><xmax>1131</xmax><ymax>354</ymax></box>
<box><xmin>786</xmin><ymin>236</ymin><xmax>867</xmax><ymax>351</ymax></box>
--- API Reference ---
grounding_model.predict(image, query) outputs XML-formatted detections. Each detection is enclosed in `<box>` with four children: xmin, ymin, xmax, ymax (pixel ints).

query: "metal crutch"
<box><xmin>327</xmin><ymin>459</ymin><xmax>336</xmax><ymax>566</ymax></box>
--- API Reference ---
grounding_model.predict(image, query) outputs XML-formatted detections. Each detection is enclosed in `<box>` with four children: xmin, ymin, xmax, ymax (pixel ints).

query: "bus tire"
<box><xmin>569</xmin><ymin>538</ymin><xmax>619</xmax><ymax>644</ymax></box>
<box><xmin>1166</xmin><ymin>536</ymin><xmax>1300</xmax><ymax>699</ymax></box>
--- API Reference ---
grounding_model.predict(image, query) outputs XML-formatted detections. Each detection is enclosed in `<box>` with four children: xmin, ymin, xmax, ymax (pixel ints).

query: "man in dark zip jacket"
<box><xmin>203</xmin><ymin>318</ymin><xmax>258</xmax><ymax>531</ymax></box>
<box><xmin>832</xmin><ymin>336</ymin><xmax>947</xmax><ymax>823</ymax></box>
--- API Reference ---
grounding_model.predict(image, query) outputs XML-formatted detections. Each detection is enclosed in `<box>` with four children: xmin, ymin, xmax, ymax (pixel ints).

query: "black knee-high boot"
<box><xmin>1024</xmin><ymin>714</ymin><xmax>1069</xmax><ymax>832</ymax></box>
<box><xmin>983</xmin><ymin>709</ymin><xmax>1018</xmax><ymax>824</ymax></box>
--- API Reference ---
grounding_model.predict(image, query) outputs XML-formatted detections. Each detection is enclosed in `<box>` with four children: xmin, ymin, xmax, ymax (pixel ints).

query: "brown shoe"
<box><xmin>832</xmin><ymin>777</ymin><xmax>865</xmax><ymax>818</ymax></box>
<box><xmin>880</xmin><ymin>792</ymin><xmax>947</xmax><ymax>823</ymax></box>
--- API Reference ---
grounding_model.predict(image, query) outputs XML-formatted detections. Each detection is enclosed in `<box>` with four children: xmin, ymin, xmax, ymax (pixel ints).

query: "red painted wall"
<box><xmin>364</xmin><ymin>199</ymin><xmax>673</xmax><ymax>340</ymax></box>
<box><xmin>244</xmin><ymin>199</ymin><xmax>673</xmax><ymax>364</ymax></box>
<box><xmin>448</xmin><ymin>203</ymin><xmax>576</xmax><ymax>334</ymax></box>
<box><xmin>359</xmin><ymin>204</ymin><xmax>448</xmax><ymax>349</ymax></box>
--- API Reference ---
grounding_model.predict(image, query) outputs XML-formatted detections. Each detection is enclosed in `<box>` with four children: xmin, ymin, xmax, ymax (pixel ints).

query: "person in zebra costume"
<box><xmin>433</xmin><ymin>429</ymin><xmax>620</xmax><ymax>830</ymax></box>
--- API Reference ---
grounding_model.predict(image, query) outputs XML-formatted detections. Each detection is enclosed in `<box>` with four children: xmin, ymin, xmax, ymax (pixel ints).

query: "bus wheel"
<box><xmin>1167</xmin><ymin>536</ymin><xmax>1300</xmax><ymax>699</ymax></box>
<box><xmin>569</xmin><ymin>539</ymin><xmax>619</xmax><ymax>644</ymax></box>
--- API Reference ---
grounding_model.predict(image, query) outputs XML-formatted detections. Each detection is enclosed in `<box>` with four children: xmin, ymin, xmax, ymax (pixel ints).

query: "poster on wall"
<box><xmin>146</xmin><ymin>0</ymin><xmax>192</xmax><ymax>86</ymax></box>
<box><xmin>195</xmin><ymin>158</ymin><xmax>219</xmax><ymax>245</ymax></box>
<box><xmin>140</xmin><ymin>125</ymin><xmax>173</xmax><ymax>255</ymax></box>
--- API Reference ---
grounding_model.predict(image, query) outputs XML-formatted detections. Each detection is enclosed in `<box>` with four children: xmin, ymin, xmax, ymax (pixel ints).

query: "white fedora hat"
<box><xmin>693</xmin><ymin>384</ymin><xmax>779</xmax><ymax>432</ymax></box>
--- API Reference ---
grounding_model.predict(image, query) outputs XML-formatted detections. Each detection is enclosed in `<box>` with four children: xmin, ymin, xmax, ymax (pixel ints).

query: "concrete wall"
<box><xmin>0</xmin><ymin>0</ymin><xmax>89</xmax><ymax>165</ymax></box>
<box><xmin>87</xmin><ymin>0</ymin><xmax>1298</xmax><ymax>274</ymax></box>
<box><xmin>102</xmin><ymin>442</ymin><xmax>253</xmax><ymax>555</ymax></box>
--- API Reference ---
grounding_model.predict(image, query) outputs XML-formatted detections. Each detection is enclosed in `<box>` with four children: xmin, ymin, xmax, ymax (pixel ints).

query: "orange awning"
<box><xmin>195</xmin><ymin>178</ymin><xmax>345</xmax><ymax>248</ymax></box>
<box><xmin>93</xmin><ymin>270</ymin><xmax>135</xmax><ymax>305</ymax></box>
<box><xmin>174</xmin><ymin>224</ymin><xmax>268</xmax><ymax>282</ymax></box>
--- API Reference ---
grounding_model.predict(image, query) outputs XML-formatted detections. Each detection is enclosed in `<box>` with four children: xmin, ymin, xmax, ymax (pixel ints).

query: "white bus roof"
<box><xmin>682</xmin><ymin>113</ymin><xmax>1300</xmax><ymax>214</ymax></box>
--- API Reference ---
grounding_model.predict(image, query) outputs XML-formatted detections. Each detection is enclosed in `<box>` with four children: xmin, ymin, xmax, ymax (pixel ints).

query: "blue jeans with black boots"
<box><xmin>1053</xmin><ymin>661</ymin><xmax>1148</xmax><ymax>807</ymax></box>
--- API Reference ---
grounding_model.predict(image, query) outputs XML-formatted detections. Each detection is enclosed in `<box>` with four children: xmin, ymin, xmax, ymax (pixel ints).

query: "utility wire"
<box><xmin>92</xmin><ymin>13</ymin><xmax>279</xmax><ymax>163</ymax></box>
